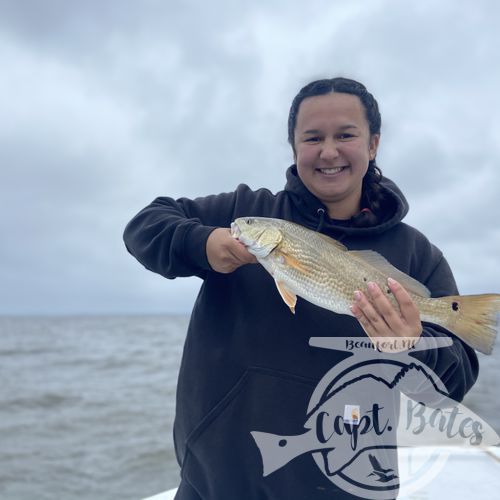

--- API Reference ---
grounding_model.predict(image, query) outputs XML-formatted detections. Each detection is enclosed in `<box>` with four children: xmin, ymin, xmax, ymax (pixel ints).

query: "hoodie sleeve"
<box><xmin>123</xmin><ymin>188</ymin><xmax>246</xmax><ymax>279</ymax></box>
<box><xmin>410</xmin><ymin>253</ymin><xmax>479</xmax><ymax>403</ymax></box>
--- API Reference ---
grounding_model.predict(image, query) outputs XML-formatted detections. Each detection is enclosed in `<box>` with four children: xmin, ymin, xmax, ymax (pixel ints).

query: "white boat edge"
<box><xmin>142</xmin><ymin>445</ymin><xmax>500</xmax><ymax>500</ymax></box>
<box><xmin>143</xmin><ymin>489</ymin><xmax>177</xmax><ymax>500</ymax></box>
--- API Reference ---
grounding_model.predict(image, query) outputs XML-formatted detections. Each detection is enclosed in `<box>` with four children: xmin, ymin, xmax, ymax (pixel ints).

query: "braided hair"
<box><xmin>288</xmin><ymin>77</ymin><xmax>388</xmax><ymax>227</ymax></box>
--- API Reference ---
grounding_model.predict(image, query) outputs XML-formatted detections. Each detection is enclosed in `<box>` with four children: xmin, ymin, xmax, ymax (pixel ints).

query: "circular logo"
<box><xmin>251</xmin><ymin>339</ymin><xmax>498</xmax><ymax>499</ymax></box>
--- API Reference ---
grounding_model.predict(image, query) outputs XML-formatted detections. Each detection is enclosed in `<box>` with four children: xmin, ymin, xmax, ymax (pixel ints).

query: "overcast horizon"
<box><xmin>2</xmin><ymin>0</ymin><xmax>499</xmax><ymax>315</ymax></box>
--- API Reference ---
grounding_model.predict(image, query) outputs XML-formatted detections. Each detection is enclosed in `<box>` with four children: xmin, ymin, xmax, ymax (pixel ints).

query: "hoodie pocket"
<box><xmin>180</xmin><ymin>366</ymin><xmax>348</xmax><ymax>500</ymax></box>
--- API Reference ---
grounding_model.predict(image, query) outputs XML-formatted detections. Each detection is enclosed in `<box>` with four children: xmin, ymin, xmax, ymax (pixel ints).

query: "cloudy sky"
<box><xmin>1</xmin><ymin>0</ymin><xmax>499</xmax><ymax>315</ymax></box>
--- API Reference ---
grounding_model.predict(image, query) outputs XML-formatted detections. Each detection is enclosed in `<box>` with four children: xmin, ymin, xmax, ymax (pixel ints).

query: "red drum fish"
<box><xmin>231</xmin><ymin>217</ymin><xmax>499</xmax><ymax>354</ymax></box>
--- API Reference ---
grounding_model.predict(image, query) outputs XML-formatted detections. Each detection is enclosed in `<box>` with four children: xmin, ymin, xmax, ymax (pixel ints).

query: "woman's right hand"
<box><xmin>206</xmin><ymin>228</ymin><xmax>257</xmax><ymax>273</ymax></box>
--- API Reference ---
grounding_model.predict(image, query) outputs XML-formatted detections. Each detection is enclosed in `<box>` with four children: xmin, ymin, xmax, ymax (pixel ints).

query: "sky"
<box><xmin>1</xmin><ymin>0</ymin><xmax>499</xmax><ymax>315</ymax></box>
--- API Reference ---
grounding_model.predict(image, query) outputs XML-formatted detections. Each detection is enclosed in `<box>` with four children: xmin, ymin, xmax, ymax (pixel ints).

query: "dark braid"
<box><xmin>288</xmin><ymin>77</ymin><xmax>389</xmax><ymax>227</ymax></box>
<box><xmin>355</xmin><ymin>161</ymin><xmax>383</xmax><ymax>227</ymax></box>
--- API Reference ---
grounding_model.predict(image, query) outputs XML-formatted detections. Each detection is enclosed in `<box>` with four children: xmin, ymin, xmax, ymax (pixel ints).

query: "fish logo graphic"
<box><xmin>251</xmin><ymin>355</ymin><xmax>404</xmax><ymax>498</ymax></box>
<box><xmin>250</xmin><ymin>337</ymin><xmax>500</xmax><ymax>499</ymax></box>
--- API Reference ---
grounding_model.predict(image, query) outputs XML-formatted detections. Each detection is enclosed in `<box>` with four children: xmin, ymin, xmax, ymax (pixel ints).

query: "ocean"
<box><xmin>0</xmin><ymin>315</ymin><xmax>498</xmax><ymax>500</ymax></box>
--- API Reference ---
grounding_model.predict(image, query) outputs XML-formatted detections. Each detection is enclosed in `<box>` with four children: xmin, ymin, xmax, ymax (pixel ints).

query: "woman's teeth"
<box><xmin>319</xmin><ymin>167</ymin><xmax>345</xmax><ymax>174</ymax></box>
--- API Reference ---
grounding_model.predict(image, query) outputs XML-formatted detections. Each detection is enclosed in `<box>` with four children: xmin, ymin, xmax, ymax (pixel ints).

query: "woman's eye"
<box><xmin>338</xmin><ymin>133</ymin><xmax>354</xmax><ymax>140</ymax></box>
<box><xmin>305</xmin><ymin>137</ymin><xmax>320</xmax><ymax>143</ymax></box>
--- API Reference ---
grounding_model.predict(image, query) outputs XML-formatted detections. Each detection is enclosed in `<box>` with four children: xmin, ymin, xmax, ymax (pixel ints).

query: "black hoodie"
<box><xmin>123</xmin><ymin>167</ymin><xmax>478</xmax><ymax>500</ymax></box>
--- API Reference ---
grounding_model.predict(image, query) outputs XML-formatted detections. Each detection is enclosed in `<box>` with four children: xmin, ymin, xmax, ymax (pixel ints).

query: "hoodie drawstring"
<box><xmin>316</xmin><ymin>208</ymin><xmax>326</xmax><ymax>232</ymax></box>
<box><xmin>315</xmin><ymin>207</ymin><xmax>348</xmax><ymax>243</ymax></box>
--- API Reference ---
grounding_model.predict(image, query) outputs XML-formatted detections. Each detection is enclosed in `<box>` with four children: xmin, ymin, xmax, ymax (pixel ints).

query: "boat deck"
<box><xmin>143</xmin><ymin>446</ymin><xmax>500</xmax><ymax>499</ymax></box>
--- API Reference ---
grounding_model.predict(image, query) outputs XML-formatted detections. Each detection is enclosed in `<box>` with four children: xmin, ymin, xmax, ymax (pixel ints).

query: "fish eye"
<box><xmin>246</xmin><ymin>218</ymin><xmax>253</xmax><ymax>225</ymax></box>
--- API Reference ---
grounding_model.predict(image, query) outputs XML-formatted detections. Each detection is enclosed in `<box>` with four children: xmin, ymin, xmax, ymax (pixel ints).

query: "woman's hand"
<box><xmin>206</xmin><ymin>228</ymin><xmax>257</xmax><ymax>273</ymax></box>
<box><xmin>350</xmin><ymin>278</ymin><xmax>423</xmax><ymax>352</ymax></box>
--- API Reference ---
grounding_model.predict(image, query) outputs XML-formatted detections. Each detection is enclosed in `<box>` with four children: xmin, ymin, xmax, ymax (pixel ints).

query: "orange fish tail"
<box><xmin>439</xmin><ymin>294</ymin><xmax>500</xmax><ymax>355</ymax></box>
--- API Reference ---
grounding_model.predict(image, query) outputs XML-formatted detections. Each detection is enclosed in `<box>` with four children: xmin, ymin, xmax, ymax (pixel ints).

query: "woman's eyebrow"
<box><xmin>302</xmin><ymin>124</ymin><xmax>358</xmax><ymax>135</ymax></box>
<box><xmin>338</xmin><ymin>124</ymin><xmax>359</xmax><ymax>131</ymax></box>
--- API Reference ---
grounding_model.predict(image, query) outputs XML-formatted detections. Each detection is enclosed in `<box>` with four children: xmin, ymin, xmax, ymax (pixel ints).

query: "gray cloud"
<box><xmin>1</xmin><ymin>0</ymin><xmax>499</xmax><ymax>314</ymax></box>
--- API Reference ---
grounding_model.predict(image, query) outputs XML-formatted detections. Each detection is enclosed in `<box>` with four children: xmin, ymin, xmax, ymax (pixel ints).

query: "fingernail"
<box><xmin>367</xmin><ymin>281</ymin><xmax>377</xmax><ymax>292</ymax></box>
<box><xmin>388</xmin><ymin>277</ymin><xmax>398</xmax><ymax>287</ymax></box>
<box><xmin>354</xmin><ymin>291</ymin><xmax>362</xmax><ymax>301</ymax></box>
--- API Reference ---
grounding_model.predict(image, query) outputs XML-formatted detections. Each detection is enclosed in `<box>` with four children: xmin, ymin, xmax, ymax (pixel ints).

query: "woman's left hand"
<box><xmin>350</xmin><ymin>278</ymin><xmax>423</xmax><ymax>352</ymax></box>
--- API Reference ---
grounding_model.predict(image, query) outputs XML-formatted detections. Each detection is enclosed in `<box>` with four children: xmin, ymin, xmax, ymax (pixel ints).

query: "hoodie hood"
<box><xmin>284</xmin><ymin>165</ymin><xmax>409</xmax><ymax>237</ymax></box>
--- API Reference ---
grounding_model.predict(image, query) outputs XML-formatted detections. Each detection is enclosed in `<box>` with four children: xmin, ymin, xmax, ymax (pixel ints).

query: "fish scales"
<box><xmin>266</xmin><ymin>229</ymin><xmax>363</xmax><ymax>313</ymax></box>
<box><xmin>231</xmin><ymin>217</ymin><xmax>500</xmax><ymax>354</ymax></box>
<box><xmin>258</xmin><ymin>219</ymin><xmax>415</xmax><ymax>314</ymax></box>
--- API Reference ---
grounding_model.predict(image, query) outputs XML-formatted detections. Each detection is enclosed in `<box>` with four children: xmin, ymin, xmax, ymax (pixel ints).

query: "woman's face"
<box><xmin>293</xmin><ymin>92</ymin><xmax>379</xmax><ymax>219</ymax></box>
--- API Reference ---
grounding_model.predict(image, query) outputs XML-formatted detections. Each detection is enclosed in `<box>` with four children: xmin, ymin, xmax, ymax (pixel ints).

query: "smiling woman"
<box><xmin>294</xmin><ymin>92</ymin><xmax>379</xmax><ymax>220</ymax></box>
<box><xmin>287</xmin><ymin>78</ymin><xmax>385</xmax><ymax>227</ymax></box>
<box><xmin>123</xmin><ymin>77</ymin><xmax>479</xmax><ymax>500</ymax></box>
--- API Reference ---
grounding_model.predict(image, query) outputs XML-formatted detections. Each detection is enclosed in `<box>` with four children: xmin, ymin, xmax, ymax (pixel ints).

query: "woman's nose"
<box><xmin>320</xmin><ymin>139</ymin><xmax>339</xmax><ymax>160</ymax></box>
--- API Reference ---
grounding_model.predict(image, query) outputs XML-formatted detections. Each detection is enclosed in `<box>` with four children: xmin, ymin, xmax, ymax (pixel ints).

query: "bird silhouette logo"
<box><xmin>367</xmin><ymin>454</ymin><xmax>399</xmax><ymax>483</ymax></box>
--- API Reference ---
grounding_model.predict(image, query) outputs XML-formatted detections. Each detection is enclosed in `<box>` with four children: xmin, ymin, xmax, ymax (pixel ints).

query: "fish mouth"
<box><xmin>231</xmin><ymin>221</ymin><xmax>259</xmax><ymax>251</ymax></box>
<box><xmin>230</xmin><ymin>221</ymin><xmax>241</xmax><ymax>239</ymax></box>
<box><xmin>316</xmin><ymin>166</ymin><xmax>348</xmax><ymax>175</ymax></box>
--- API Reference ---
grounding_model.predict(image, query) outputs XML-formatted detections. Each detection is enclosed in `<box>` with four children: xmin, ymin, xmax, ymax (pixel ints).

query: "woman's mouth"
<box><xmin>317</xmin><ymin>166</ymin><xmax>347</xmax><ymax>175</ymax></box>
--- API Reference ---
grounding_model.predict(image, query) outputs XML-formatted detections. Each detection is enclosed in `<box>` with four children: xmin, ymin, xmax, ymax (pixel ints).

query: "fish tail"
<box><xmin>250</xmin><ymin>431</ymin><xmax>299</xmax><ymax>476</ymax></box>
<box><xmin>439</xmin><ymin>294</ymin><xmax>500</xmax><ymax>355</ymax></box>
<box><xmin>250</xmin><ymin>429</ymin><xmax>319</xmax><ymax>476</ymax></box>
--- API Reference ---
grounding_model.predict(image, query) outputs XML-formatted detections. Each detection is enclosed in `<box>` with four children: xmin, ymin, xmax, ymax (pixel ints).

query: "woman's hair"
<box><xmin>288</xmin><ymin>77</ymin><xmax>387</xmax><ymax>227</ymax></box>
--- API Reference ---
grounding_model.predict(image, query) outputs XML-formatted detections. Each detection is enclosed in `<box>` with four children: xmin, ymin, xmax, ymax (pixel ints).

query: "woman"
<box><xmin>123</xmin><ymin>77</ymin><xmax>478</xmax><ymax>499</ymax></box>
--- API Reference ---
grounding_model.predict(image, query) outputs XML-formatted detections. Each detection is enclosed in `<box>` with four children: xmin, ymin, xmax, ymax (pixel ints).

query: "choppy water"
<box><xmin>0</xmin><ymin>316</ymin><xmax>498</xmax><ymax>500</ymax></box>
<box><xmin>0</xmin><ymin>316</ymin><xmax>186</xmax><ymax>500</ymax></box>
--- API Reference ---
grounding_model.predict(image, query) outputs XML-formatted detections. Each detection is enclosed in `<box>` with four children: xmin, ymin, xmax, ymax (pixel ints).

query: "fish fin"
<box><xmin>278</xmin><ymin>251</ymin><xmax>309</xmax><ymax>273</ymax></box>
<box><xmin>275</xmin><ymin>280</ymin><xmax>297</xmax><ymax>314</ymax></box>
<box><xmin>349</xmin><ymin>250</ymin><xmax>431</xmax><ymax>298</ymax></box>
<box><xmin>437</xmin><ymin>294</ymin><xmax>500</xmax><ymax>355</ymax></box>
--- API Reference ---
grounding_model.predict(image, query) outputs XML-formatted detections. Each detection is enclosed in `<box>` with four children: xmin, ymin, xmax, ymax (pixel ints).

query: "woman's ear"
<box><xmin>369</xmin><ymin>134</ymin><xmax>380</xmax><ymax>160</ymax></box>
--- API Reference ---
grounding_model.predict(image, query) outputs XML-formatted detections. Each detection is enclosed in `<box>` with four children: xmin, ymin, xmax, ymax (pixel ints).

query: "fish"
<box><xmin>230</xmin><ymin>217</ymin><xmax>499</xmax><ymax>355</ymax></box>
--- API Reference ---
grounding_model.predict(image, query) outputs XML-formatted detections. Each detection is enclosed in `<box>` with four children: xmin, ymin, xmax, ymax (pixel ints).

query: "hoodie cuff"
<box><xmin>183</xmin><ymin>224</ymin><xmax>218</xmax><ymax>272</ymax></box>
<box><xmin>409</xmin><ymin>329</ymin><xmax>439</xmax><ymax>369</ymax></box>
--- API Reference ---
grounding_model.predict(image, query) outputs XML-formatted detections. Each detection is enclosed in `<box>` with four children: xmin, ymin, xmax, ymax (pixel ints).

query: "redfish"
<box><xmin>230</xmin><ymin>217</ymin><xmax>499</xmax><ymax>354</ymax></box>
